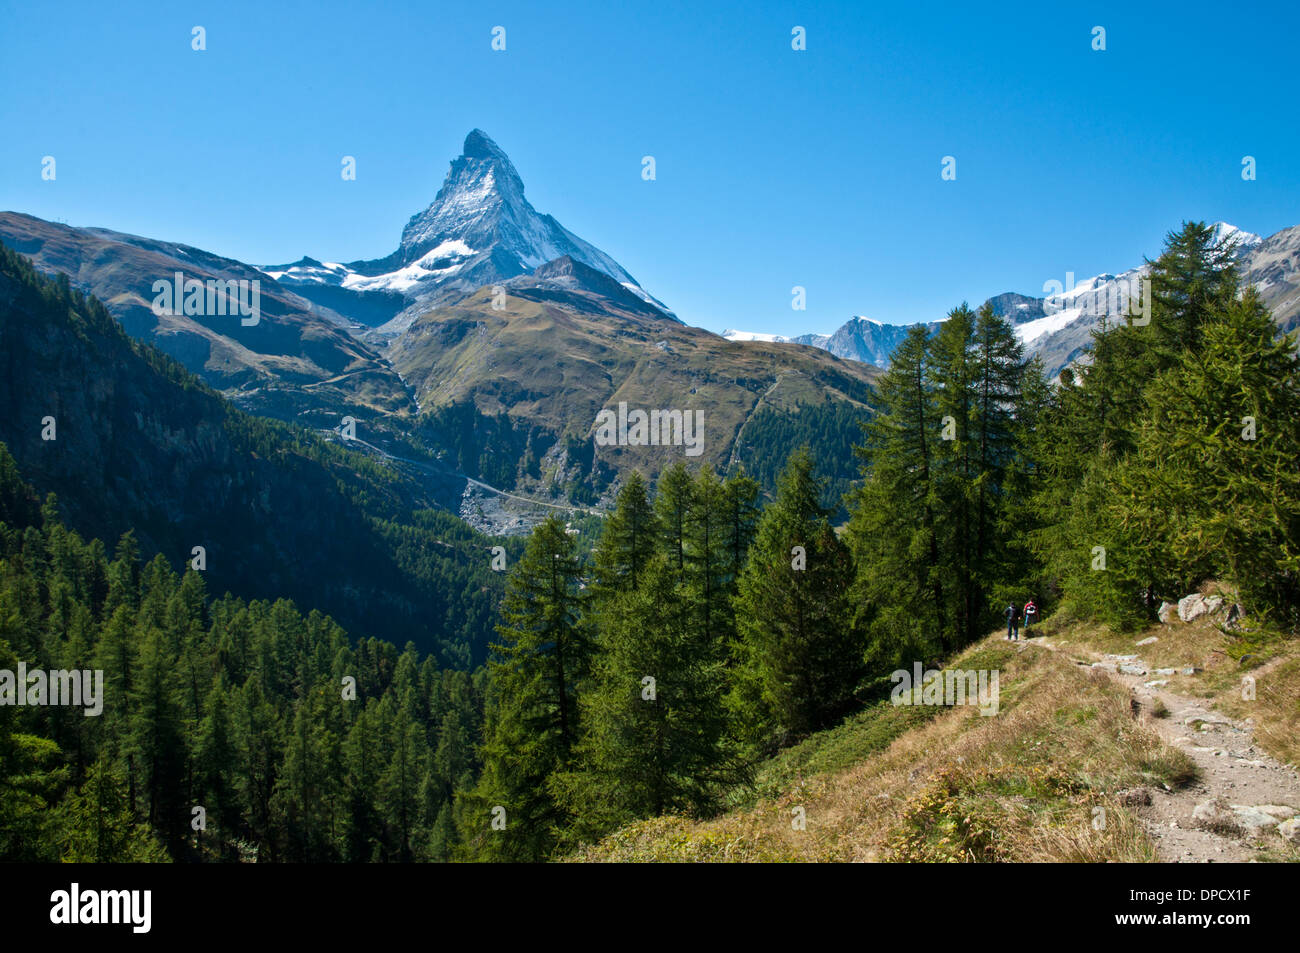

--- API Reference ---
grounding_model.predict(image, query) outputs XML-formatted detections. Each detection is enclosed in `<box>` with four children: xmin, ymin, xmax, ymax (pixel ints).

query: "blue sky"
<box><xmin>2</xmin><ymin>0</ymin><xmax>1296</xmax><ymax>335</ymax></box>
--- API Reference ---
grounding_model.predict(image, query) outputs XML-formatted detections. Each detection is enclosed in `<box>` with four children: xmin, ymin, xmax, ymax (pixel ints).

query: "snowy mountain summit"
<box><xmin>723</xmin><ymin>221</ymin><xmax>1285</xmax><ymax>378</ymax></box>
<box><xmin>264</xmin><ymin>129</ymin><xmax>672</xmax><ymax>327</ymax></box>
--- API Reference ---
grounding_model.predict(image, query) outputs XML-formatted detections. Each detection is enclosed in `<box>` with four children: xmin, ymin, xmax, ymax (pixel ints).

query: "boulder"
<box><xmin>1157</xmin><ymin>601</ymin><xmax>1178</xmax><ymax>624</ymax></box>
<box><xmin>1178</xmin><ymin>593</ymin><xmax>1209</xmax><ymax>622</ymax></box>
<box><xmin>1279</xmin><ymin>818</ymin><xmax>1300</xmax><ymax>843</ymax></box>
<box><xmin>1136</xmin><ymin>636</ymin><xmax>1159</xmax><ymax>646</ymax></box>
<box><xmin>1230</xmin><ymin>805</ymin><xmax>1281</xmax><ymax>829</ymax></box>
<box><xmin>1192</xmin><ymin>798</ymin><xmax>1235</xmax><ymax>827</ymax></box>
<box><xmin>1254</xmin><ymin>805</ymin><xmax>1298</xmax><ymax>820</ymax></box>
<box><xmin>1119</xmin><ymin>663</ymin><xmax>1148</xmax><ymax>676</ymax></box>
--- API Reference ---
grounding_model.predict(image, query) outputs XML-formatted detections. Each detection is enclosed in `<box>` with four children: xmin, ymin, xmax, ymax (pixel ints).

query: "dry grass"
<box><xmin>1040</xmin><ymin>615</ymin><xmax>1235</xmax><ymax>689</ymax></box>
<box><xmin>1043</xmin><ymin>593</ymin><xmax>1300</xmax><ymax>771</ymax></box>
<box><xmin>1215</xmin><ymin>654</ymin><xmax>1300</xmax><ymax>768</ymax></box>
<box><xmin>573</xmin><ymin>635</ymin><xmax>1191</xmax><ymax>863</ymax></box>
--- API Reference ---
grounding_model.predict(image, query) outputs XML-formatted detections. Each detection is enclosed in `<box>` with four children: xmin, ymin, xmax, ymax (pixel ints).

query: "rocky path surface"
<box><xmin>1022</xmin><ymin>636</ymin><xmax>1300</xmax><ymax>862</ymax></box>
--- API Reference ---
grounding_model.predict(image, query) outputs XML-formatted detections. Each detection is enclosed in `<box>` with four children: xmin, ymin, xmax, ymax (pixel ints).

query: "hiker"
<box><xmin>1005</xmin><ymin>602</ymin><xmax>1020</xmax><ymax>640</ymax></box>
<box><xmin>1023</xmin><ymin>599</ymin><xmax>1038</xmax><ymax>633</ymax></box>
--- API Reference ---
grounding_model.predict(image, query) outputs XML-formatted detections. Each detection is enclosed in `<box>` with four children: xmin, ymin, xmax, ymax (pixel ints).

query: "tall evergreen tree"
<box><xmin>557</xmin><ymin>554</ymin><xmax>734</xmax><ymax>841</ymax></box>
<box><xmin>129</xmin><ymin>625</ymin><xmax>187</xmax><ymax>855</ymax></box>
<box><xmin>1029</xmin><ymin>220</ymin><xmax>1250</xmax><ymax>622</ymax></box>
<box><xmin>1113</xmin><ymin>290</ymin><xmax>1300</xmax><ymax>621</ymax></box>
<box><xmin>655</xmin><ymin>463</ymin><xmax>694</xmax><ymax>581</ymax></box>
<box><xmin>468</xmin><ymin>516</ymin><xmax>590</xmax><ymax>860</ymax></box>
<box><xmin>721</xmin><ymin>469</ymin><xmax>762</xmax><ymax>589</ymax></box>
<box><xmin>729</xmin><ymin>448</ymin><xmax>857</xmax><ymax>753</ymax></box>
<box><xmin>848</xmin><ymin>325</ymin><xmax>947</xmax><ymax>665</ymax></box>
<box><xmin>55</xmin><ymin>757</ymin><xmax>168</xmax><ymax>863</ymax></box>
<box><xmin>591</xmin><ymin>471</ymin><xmax>659</xmax><ymax>598</ymax></box>
<box><xmin>931</xmin><ymin>305</ymin><xmax>980</xmax><ymax>646</ymax></box>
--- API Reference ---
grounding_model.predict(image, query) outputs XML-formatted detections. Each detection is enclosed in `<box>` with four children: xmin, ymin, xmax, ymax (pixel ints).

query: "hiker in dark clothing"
<box><xmin>1005</xmin><ymin>603</ymin><xmax>1020</xmax><ymax>640</ymax></box>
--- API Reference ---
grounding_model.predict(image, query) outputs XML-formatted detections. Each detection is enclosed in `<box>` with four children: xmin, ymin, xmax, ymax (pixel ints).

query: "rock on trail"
<box><xmin>1026</xmin><ymin>637</ymin><xmax>1300</xmax><ymax>862</ymax></box>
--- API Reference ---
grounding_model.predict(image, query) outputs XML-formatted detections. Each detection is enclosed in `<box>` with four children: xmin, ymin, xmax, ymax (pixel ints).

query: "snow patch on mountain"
<box><xmin>262</xmin><ymin>129</ymin><xmax>673</xmax><ymax>323</ymax></box>
<box><xmin>727</xmin><ymin>220</ymin><xmax>1273</xmax><ymax>375</ymax></box>
<box><xmin>723</xmin><ymin>329</ymin><xmax>794</xmax><ymax>343</ymax></box>
<box><xmin>1210</xmin><ymin>222</ymin><xmax>1262</xmax><ymax>252</ymax></box>
<box><xmin>1014</xmin><ymin>307</ymin><xmax>1084</xmax><ymax>346</ymax></box>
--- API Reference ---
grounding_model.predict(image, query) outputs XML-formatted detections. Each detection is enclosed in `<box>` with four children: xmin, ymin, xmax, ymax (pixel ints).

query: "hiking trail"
<box><xmin>1021</xmin><ymin>635</ymin><xmax>1300</xmax><ymax>862</ymax></box>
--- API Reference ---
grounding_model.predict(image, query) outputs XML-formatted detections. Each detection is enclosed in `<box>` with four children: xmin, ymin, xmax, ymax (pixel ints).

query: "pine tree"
<box><xmin>1116</xmin><ymin>290</ymin><xmax>1300</xmax><ymax>621</ymax></box>
<box><xmin>1029</xmin><ymin>220</ymin><xmax>1250</xmax><ymax>623</ymax></box>
<box><xmin>1000</xmin><ymin>356</ymin><xmax>1052</xmax><ymax>608</ymax></box>
<box><xmin>0</xmin><ymin>636</ymin><xmax>69</xmax><ymax>861</ymax></box>
<box><xmin>729</xmin><ymin>448</ymin><xmax>857</xmax><ymax>753</ymax></box>
<box><xmin>931</xmin><ymin>305</ymin><xmax>980</xmax><ymax>646</ymax></box>
<box><xmin>557</xmin><ymin>554</ymin><xmax>733</xmax><ymax>841</ymax></box>
<box><xmin>468</xmin><ymin>515</ymin><xmax>590</xmax><ymax>860</ymax></box>
<box><xmin>1147</xmin><ymin>220</ymin><xmax>1242</xmax><ymax>362</ymax></box>
<box><xmin>721</xmin><ymin>469</ymin><xmax>762</xmax><ymax>590</ymax></box>
<box><xmin>231</xmin><ymin>679</ymin><xmax>281</xmax><ymax>860</ymax></box>
<box><xmin>341</xmin><ymin>701</ymin><xmax>383</xmax><ymax>862</ymax></box>
<box><xmin>129</xmin><ymin>625</ymin><xmax>188</xmax><ymax>856</ymax></box>
<box><xmin>376</xmin><ymin>689</ymin><xmax>427</xmax><ymax>862</ymax></box>
<box><xmin>655</xmin><ymin>462</ymin><xmax>694</xmax><ymax>581</ymax></box>
<box><xmin>195</xmin><ymin>681</ymin><xmax>237</xmax><ymax>858</ymax></box>
<box><xmin>104</xmin><ymin>532</ymin><xmax>142</xmax><ymax>616</ymax></box>
<box><xmin>848</xmin><ymin>325</ymin><xmax>947</xmax><ymax>665</ymax></box>
<box><xmin>684</xmin><ymin>466</ymin><xmax>731</xmax><ymax>648</ymax></box>
<box><xmin>591</xmin><ymin>471</ymin><xmax>658</xmax><ymax>598</ymax></box>
<box><xmin>55</xmin><ymin>757</ymin><xmax>168</xmax><ymax>863</ymax></box>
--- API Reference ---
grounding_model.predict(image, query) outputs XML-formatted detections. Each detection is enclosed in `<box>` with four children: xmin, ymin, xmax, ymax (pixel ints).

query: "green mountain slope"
<box><xmin>0</xmin><ymin>211</ymin><xmax>412</xmax><ymax>421</ymax></box>
<box><xmin>389</xmin><ymin>281</ymin><xmax>880</xmax><ymax>500</ymax></box>
<box><xmin>0</xmin><ymin>243</ymin><xmax>503</xmax><ymax>665</ymax></box>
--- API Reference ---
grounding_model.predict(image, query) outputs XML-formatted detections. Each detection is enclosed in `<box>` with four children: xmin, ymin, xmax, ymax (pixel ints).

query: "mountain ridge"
<box><xmin>265</xmin><ymin>129</ymin><xmax>674</xmax><ymax>330</ymax></box>
<box><xmin>725</xmin><ymin>221</ymin><xmax>1300</xmax><ymax>377</ymax></box>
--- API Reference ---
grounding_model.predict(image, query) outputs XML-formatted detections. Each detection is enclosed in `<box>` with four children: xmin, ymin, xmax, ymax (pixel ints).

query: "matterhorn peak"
<box><xmin>462</xmin><ymin>128</ymin><xmax>511</xmax><ymax>163</ymax></box>
<box><xmin>270</xmin><ymin>129</ymin><xmax>673</xmax><ymax>320</ymax></box>
<box><xmin>447</xmin><ymin>128</ymin><xmax>526</xmax><ymax>197</ymax></box>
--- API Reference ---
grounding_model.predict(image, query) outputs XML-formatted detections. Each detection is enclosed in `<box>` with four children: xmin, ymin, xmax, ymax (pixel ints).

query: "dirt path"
<box><xmin>1022</xmin><ymin>635</ymin><xmax>1300</xmax><ymax>862</ymax></box>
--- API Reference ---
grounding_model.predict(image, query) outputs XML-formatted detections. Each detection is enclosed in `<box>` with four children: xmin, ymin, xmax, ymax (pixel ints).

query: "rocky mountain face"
<box><xmin>816</xmin><ymin>317</ymin><xmax>942</xmax><ymax>366</ymax></box>
<box><xmin>0</xmin><ymin>211</ymin><xmax>412</xmax><ymax>422</ymax></box>
<box><xmin>1</xmin><ymin>130</ymin><xmax>881</xmax><ymax>520</ymax></box>
<box><xmin>389</xmin><ymin>276</ymin><xmax>879</xmax><ymax>503</ymax></box>
<box><xmin>728</xmin><ymin>222</ymin><xmax>1298</xmax><ymax>379</ymax></box>
<box><xmin>1245</xmin><ymin>224</ymin><xmax>1300</xmax><ymax>335</ymax></box>
<box><xmin>265</xmin><ymin>129</ymin><xmax>674</xmax><ymax>334</ymax></box>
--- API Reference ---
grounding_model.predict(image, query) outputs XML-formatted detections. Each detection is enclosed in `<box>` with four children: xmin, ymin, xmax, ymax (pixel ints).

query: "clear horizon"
<box><xmin>2</xmin><ymin>0</ymin><xmax>1296</xmax><ymax>336</ymax></box>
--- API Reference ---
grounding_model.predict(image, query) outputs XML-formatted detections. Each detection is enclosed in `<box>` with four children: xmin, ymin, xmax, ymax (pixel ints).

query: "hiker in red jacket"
<box><xmin>1023</xmin><ymin>599</ymin><xmax>1038</xmax><ymax>633</ymax></box>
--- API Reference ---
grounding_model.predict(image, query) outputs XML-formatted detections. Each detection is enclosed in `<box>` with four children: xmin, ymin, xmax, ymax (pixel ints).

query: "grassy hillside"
<box><xmin>0</xmin><ymin>212</ymin><xmax>412</xmax><ymax>419</ymax></box>
<box><xmin>572</xmin><ymin>614</ymin><xmax>1300</xmax><ymax>863</ymax></box>
<box><xmin>388</xmin><ymin>285</ymin><xmax>880</xmax><ymax>498</ymax></box>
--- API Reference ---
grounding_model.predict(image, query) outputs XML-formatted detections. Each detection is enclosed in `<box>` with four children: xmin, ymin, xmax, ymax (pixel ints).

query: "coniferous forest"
<box><xmin>3</xmin><ymin>221</ymin><xmax>1297</xmax><ymax>862</ymax></box>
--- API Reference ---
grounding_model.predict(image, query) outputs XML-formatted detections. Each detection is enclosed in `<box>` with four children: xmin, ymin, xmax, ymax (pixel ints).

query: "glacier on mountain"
<box><xmin>263</xmin><ymin>129</ymin><xmax>673</xmax><ymax>324</ymax></box>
